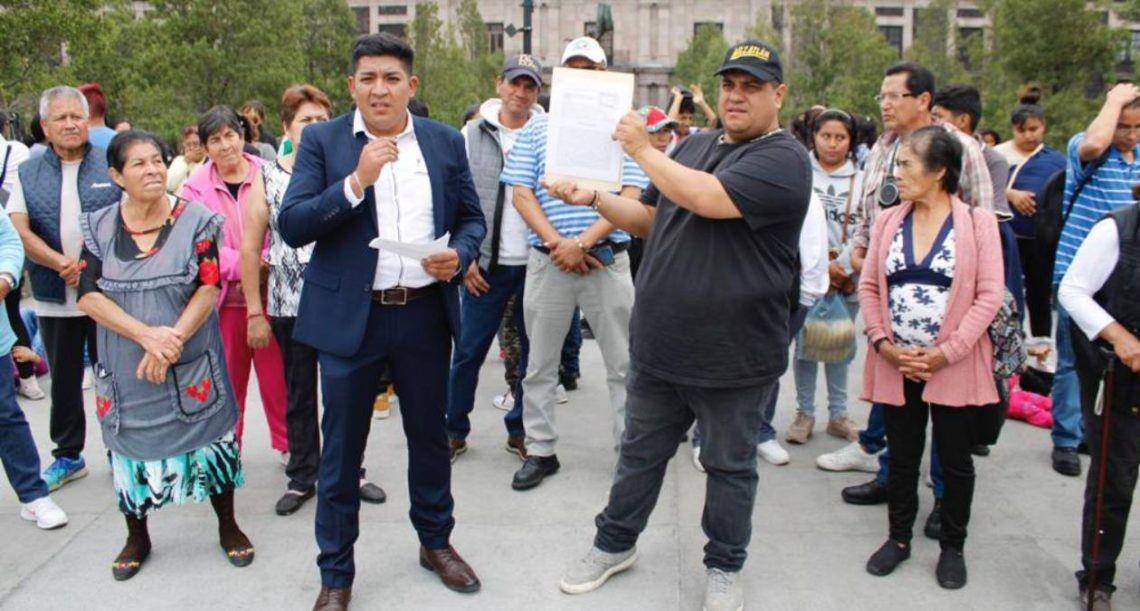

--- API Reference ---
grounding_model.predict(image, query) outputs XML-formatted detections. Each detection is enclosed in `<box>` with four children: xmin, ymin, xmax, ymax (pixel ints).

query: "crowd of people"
<box><xmin>0</xmin><ymin>30</ymin><xmax>1138</xmax><ymax>611</ymax></box>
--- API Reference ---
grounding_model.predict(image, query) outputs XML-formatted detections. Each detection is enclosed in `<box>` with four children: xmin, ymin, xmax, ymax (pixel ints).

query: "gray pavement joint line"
<box><xmin>669</xmin><ymin>459</ymin><xmax>684</xmax><ymax>608</ymax></box>
<box><xmin>0</xmin><ymin>500</ymin><xmax>119</xmax><ymax>607</ymax></box>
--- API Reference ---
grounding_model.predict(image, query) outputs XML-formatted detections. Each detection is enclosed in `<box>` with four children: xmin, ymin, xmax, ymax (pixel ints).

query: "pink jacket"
<box><xmin>179</xmin><ymin>152</ymin><xmax>265</xmax><ymax>307</ymax></box>
<box><xmin>858</xmin><ymin>197</ymin><xmax>1003</xmax><ymax>407</ymax></box>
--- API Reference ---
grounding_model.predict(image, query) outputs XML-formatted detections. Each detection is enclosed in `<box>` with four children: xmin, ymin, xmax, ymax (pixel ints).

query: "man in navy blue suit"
<box><xmin>278</xmin><ymin>33</ymin><xmax>486</xmax><ymax>611</ymax></box>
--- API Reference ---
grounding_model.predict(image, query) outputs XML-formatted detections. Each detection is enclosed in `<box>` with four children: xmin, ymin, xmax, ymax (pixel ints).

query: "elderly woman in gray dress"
<box><xmin>77</xmin><ymin>131</ymin><xmax>253</xmax><ymax>581</ymax></box>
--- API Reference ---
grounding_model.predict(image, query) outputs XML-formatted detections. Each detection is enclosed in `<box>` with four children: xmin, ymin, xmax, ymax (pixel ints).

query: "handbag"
<box><xmin>988</xmin><ymin>288</ymin><xmax>1026</xmax><ymax>379</ymax></box>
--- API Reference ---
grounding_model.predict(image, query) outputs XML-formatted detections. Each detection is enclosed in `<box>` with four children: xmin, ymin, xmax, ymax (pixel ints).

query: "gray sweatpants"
<box><xmin>521</xmin><ymin>248</ymin><xmax>634</xmax><ymax>457</ymax></box>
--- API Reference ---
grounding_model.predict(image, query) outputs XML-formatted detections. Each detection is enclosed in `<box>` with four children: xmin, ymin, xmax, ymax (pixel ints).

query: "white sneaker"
<box><xmin>757</xmin><ymin>439</ymin><xmax>790</xmax><ymax>465</ymax></box>
<box><xmin>17</xmin><ymin>376</ymin><xmax>45</xmax><ymax>400</ymax></box>
<box><xmin>703</xmin><ymin>568</ymin><xmax>744</xmax><ymax>611</ymax></box>
<box><xmin>20</xmin><ymin>496</ymin><xmax>68</xmax><ymax>530</ymax></box>
<box><xmin>492</xmin><ymin>392</ymin><xmax>514</xmax><ymax>411</ymax></box>
<box><xmin>559</xmin><ymin>546</ymin><xmax>638</xmax><ymax>594</ymax></box>
<box><xmin>82</xmin><ymin>368</ymin><xmax>94</xmax><ymax>390</ymax></box>
<box><xmin>816</xmin><ymin>441</ymin><xmax>880</xmax><ymax>473</ymax></box>
<box><xmin>692</xmin><ymin>445</ymin><xmax>706</xmax><ymax>473</ymax></box>
<box><xmin>555</xmin><ymin>384</ymin><xmax>569</xmax><ymax>404</ymax></box>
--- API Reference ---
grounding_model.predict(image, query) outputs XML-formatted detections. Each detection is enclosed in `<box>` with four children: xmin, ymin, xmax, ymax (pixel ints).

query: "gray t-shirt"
<box><xmin>630</xmin><ymin>130</ymin><xmax>811</xmax><ymax>387</ymax></box>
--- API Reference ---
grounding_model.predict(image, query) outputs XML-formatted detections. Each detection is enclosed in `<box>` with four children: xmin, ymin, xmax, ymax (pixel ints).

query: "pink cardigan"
<box><xmin>858</xmin><ymin>197</ymin><xmax>1003</xmax><ymax>407</ymax></box>
<box><xmin>179</xmin><ymin>152</ymin><xmax>265</xmax><ymax>307</ymax></box>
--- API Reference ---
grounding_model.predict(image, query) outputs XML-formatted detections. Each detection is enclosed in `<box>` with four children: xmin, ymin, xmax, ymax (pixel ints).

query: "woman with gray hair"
<box><xmin>179</xmin><ymin>106</ymin><xmax>289</xmax><ymax>459</ymax></box>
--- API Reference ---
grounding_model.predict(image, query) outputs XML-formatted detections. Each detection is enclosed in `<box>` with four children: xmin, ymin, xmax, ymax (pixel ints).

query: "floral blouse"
<box><xmin>885</xmin><ymin>213</ymin><xmax>956</xmax><ymax>349</ymax></box>
<box><xmin>78</xmin><ymin>198</ymin><xmax>221</xmax><ymax>297</ymax></box>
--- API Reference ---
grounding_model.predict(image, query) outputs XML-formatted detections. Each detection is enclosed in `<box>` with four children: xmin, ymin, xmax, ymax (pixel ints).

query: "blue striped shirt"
<box><xmin>1054</xmin><ymin>132</ymin><xmax>1140</xmax><ymax>285</ymax></box>
<box><xmin>500</xmin><ymin>114</ymin><xmax>650</xmax><ymax>246</ymax></box>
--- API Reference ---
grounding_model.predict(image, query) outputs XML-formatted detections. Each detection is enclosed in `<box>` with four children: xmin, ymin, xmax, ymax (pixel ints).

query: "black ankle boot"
<box><xmin>112</xmin><ymin>515</ymin><xmax>151</xmax><ymax>581</ymax></box>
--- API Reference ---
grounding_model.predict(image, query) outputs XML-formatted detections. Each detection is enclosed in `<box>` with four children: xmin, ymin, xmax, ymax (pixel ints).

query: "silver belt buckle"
<box><xmin>381</xmin><ymin>287</ymin><xmax>408</xmax><ymax>305</ymax></box>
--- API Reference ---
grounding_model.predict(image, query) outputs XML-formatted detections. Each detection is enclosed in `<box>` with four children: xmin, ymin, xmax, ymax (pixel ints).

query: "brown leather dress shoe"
<box><xmin>312</xmin><ymin>586</ymin><xmax>351</xmax><ymax>611</ymax></box>
<box><xmin>419</xmin><ymin>545</ymin><xmax>481</xmax><ymax>593</ymax></box>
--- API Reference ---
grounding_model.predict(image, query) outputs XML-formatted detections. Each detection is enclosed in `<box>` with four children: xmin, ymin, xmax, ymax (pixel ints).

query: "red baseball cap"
<box><xmin>639</xmin><ymin>106</ymin><xmax>678</xmax><ymax>133</ymax></box>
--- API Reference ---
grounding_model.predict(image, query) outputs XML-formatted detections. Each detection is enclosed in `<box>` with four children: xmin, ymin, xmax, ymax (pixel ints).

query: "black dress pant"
<box><xmin>884</xmin><ymin>380</ymin><xmax>977</xmax><ymax>550</ymax></box>
<box><xmin>1076</xmin><ymin>359</ymin><xmax>1140</xmax><ymax>592</ymax></box>
<box><xmin>39</xmin><ymin>316</ymin><xmax>97</xmax><ymax>459</ymax></box>
<box><xmin>1017</xmin><ymin>237</ymin><xmax>1053</xmax><ymax>338</ymax></box>
<box><xmin>271</xmin><ymin>316</ymin><xmax>321</xmax><ymax>492</ymax></box>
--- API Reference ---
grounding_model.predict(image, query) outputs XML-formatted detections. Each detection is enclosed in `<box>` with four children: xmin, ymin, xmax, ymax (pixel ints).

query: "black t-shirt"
<box><xmin>630</xmin><ymin>129</ymin><xmax>811</xmax><ymax>388</ymax></box>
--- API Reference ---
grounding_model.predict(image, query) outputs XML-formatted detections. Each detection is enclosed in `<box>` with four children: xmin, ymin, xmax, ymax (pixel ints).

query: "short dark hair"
<box><xmin>351</xmin><ymin>33</ymin><xmax>414</xmax><ymax>75</ymax></box>
<box><xmin>197</xmin><ymin>105</ymin><xmax>244</xmax><ymax>145</ymax></box>
<box><xmin>810</xmin><ymin>108</ymin><xmax>857</xmax><ymax>160</ymax></box>
<box><xmin>932</xmin><ymin>84</ymin><xmax>982</xmax><ymax>132</ymax></box>
<box><xmin>905</xmin><ymin>125</ymin><xmax>963</xmax><ymax>194</ymax></box>
<box><xmin>461</xmin><ymin>102</ymin><xmax>481</xmax><ymax>124</ymax></box>
<box><xmin>885</xmin><ymin>62</ymin><xmax>935</xmax><ymax>109</ymax></box>
<box><xmin>1010</xmin><ymin>84</ymin><xmax>1045</xmax><ymax>128</ymax></box>
<box><xmin>407</xmin><ymin>97</ymin><xmax>430</xmax><ymax>118</ymax></box>
<box><xmin>979</xmin><ymin>127</ymin><xmax>1002</xmax><ymax>144</ymax></box>
<box><xmin>678</xmin><ymin>96</ymin><xmax>696</xmax><ymax>115</ymax></box>
<box><xmin>856</xmin><ymin>114</ymin><xmax>879</xmax><ymax>147</ymax></box>
<box><xmin>105</xmin><ymin>130</ymin><xmax>165</xmax><ymax>173</ymax></box>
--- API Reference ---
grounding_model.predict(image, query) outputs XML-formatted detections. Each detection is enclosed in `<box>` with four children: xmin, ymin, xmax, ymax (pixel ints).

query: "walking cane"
<box><xmin>1086</xmin><ymin>352</ymin><xmax>1116</xmax><ymax>610</ymax></box>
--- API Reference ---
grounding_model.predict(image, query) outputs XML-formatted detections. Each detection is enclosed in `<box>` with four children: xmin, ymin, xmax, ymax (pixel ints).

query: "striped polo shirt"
<box><xmin>1054</xmin><ymin>132</ymin><xmax>1140</xmax><ymax>285</ymax></box>
<box><xmin>500</xmin><ymin>114</ymin><xmax>650</xmax><ymax>247</ymax></box>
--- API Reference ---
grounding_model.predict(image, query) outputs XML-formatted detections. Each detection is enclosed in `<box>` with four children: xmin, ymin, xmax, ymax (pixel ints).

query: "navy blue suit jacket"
<box><xmin>278</xmin><ymin>112</ymin><xmax>486</xmax><ymax>358</ymax></box>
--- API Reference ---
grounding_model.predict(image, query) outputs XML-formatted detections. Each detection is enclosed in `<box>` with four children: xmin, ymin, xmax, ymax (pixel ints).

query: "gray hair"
<box><xmin>38</xmin><ymin>86</ymin><xmax>89</xmax><ymax>119</ymax></box>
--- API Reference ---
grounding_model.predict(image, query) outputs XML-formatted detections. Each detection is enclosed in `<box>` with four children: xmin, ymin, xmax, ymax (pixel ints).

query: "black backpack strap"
<box><xmin>1061</xmin><ymin>153</ymin><xmax>1109</xmax><ymax>229</ymax></box>
<box><xmin>0</xmin><ymin>144</ymin><xmax>11</xmax><ymax>190</ymax></box>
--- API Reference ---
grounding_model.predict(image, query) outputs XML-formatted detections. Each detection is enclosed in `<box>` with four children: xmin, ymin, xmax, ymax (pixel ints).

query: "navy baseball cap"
<box><xmin>502</xmin><ymin>54</ymin><xmax>543</xmax><ymax>86</ymax></box>
<box><xmin>715</xmin><ymin>40</ymin><xmax>783</xmax><ymax>83</ymax></box>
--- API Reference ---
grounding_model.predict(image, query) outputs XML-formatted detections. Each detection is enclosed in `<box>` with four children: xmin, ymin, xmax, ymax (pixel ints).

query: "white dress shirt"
<box><xmin>1058</xmin><ymin>217</ymin><xmax>1122</xmax><ymax>339</ymax></box>
<box><xmin>343</xmin><ymin>109</ymin><xmax>436</xmax><ymax>289</ymax></box>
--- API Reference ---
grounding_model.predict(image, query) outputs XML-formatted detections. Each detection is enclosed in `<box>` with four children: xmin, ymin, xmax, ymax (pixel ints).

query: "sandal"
<box><xmin>112</xmin><ymin>548</ymin><xmax>150</xmax><ymax>581</ymax></box>
<box><xmin>222</xmin><ymin>543</ymin><xmax>255</xmax><ymax>568</ymax></box>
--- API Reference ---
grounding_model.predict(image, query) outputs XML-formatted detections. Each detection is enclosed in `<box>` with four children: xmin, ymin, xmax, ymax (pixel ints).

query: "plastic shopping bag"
<box><xmin>796</xmin><ymin>294</ymin><xmax>856</xmax><ymax>364</ymax></box>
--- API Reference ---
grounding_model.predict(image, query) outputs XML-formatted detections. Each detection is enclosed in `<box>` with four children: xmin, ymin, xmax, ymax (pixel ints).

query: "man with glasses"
<box><xmin>814</xmin><ymin>62</ymin><xmax>994</xmax><ymax>512</ymax></box>
<box><xmin>1048</xmin><ymin>82</ymin><xmax>1140</xmax><ymax>479</ymax></box>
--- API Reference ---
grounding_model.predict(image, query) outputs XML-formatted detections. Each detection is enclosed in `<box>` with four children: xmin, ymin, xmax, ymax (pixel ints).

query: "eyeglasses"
<box><xmin>874</xmin><ymin>92</ymin><xmax>917</xmax><ymax>104</ymax></box>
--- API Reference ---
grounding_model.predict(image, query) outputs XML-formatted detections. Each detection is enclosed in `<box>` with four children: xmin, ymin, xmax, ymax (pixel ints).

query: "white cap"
<box><xmin>561</xmin><ymin>36</ymin><xmax>607</xmax><ymax>68</ymax></box>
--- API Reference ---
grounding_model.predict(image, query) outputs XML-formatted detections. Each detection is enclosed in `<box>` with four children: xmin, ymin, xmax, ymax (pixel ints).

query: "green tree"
<box><xmin>672</xmin><ymin>24</ymin><xmax>729</xmax><ymax>118</ymax></box>
<box><xmin>0</xmin><ymin>0</ymin><xmax>104</xmax><ymax>109</ymax></box>
<box><xmin>409</xmin><ymin>1</ymin><xmax>497</xmax><ymax>127</ymax></box>
<box><xmin>300</xmin><ymin>0</ymin><xmax>356</xmax><ymax>117</ymax></box>
<box><xmin>905</xmin><ymin>0</ymin><xmax>972</xmax><ymax>88</ymax></box>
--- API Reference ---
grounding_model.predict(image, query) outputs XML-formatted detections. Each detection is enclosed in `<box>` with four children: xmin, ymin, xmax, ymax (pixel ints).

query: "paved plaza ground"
<box><xmin>1</xmin><ymin>337</ymin><xmax>1136</xmax><ymax>610</ymax></box>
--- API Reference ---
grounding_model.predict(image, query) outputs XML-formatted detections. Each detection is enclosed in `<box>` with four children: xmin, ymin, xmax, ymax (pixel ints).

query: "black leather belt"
<box><xmin>371</xmin><ymin>284</ymin><xmax>439</xmax><ymax>306</ymax></box>
<box><xmin>533</xmin><ymin>241</ymin><xmax>630</xmax><ymax>255</ymax></box>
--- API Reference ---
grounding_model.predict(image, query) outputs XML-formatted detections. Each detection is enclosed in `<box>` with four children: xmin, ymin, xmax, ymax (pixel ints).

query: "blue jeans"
<box><xmin>793</xmin><ymin>300</ymin><xmax>859</xmax><ymax>420</ymax></box>
<box><xmin>446</xmin><ymin>265</ymin><xmax>527</xmax><ymax>440</ymax></box>
<box><xmin>0</xmin><ymin>351</ymin><xmax>49</xmax><ymax>503</ymax></box>
<box><xmin>757</xmin><ymin>305</ymin><xmax>809</xmax><ymax>444</ymax></box>
<box><xmin>1051</xmin><ymin>306</ymin><xmax>1083</xmax><ymax>449</ymax></box>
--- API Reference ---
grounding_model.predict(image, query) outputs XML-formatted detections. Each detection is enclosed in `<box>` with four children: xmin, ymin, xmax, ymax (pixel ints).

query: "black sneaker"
<box><xmin>1077</xmin><ymin>441</ymin><xmax>1090</xmax><ymax>455</ymax></box>
<box><xmin>924</xmin><ymin>500</ymin><xmax>942</xmax><ymax>540</ymax></box>
<box><xmin>1052</xmin><ymin>447</ymin><xmax>1082</xmax><ymax>477</ymax></box>
<box><xmin>359</xmin><ymin>481</ymin><xmax>387</xmax><ymax>504</ymax></box>
<box><xmin>866</xmin><ymin>540</ymin><xmax>910</xmax><ymax>576</ymax></box>
<box><xmin>512</xmin><ymin>455</ymin><xmax>560</xmax><ymax>490</ymax></box>
<box><xmin>842</xmin><ymin>478</ymin><xmax>888</xmax><ymax>505</ymax></box>
<box><xmin>935</xmin><ymin>548</ymin><xmax>967</xmax><ymax>589</ymax></box>
<box><xmin>970</xmin><ymin>444</ymin><xmax>990</xmax><ymax>457</ymax></box>
<box><xmin>559</xmin><ymin>375</ymin><xmax>579</xmax><ymax>391</ymax></box>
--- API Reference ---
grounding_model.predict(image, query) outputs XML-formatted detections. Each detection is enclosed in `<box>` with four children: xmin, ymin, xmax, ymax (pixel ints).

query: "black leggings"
<box><xmin>5</xmin><ymin>288</ymin><xmax>33</xmax><ymax>379</ymax></box>
<box><xmin>1017</xmin><ymin>237</ymin><xmax>1053</xmax><ymax>338</ymax></box>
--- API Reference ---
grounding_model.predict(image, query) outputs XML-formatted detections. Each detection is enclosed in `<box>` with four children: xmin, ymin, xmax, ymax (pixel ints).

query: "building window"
<box><xmin>957</xmin><ymin>27</ymin><xmax>983</xmax><ymax>68</ymax></box>
<box><xmin>879</xmin><ymin>25</ymin><xmax>903</xmax><ymax>58</ymax></box>
<box><xmin>377</xmin><ymin>23</ymin><xmax>406</xmax><ymax>39</ymax></box>
<box><xmin>956</xmin><ymin>8</ymin><xmax>984</xmax><ymax>19</ymax></box>
<box><xmin>693</xmin><ymin>22</ymin><xmax>724</xmax><ymax>37</ymax></box>
<box><xmin>583</xmin><ymin>22</ymin><xmax>615</xmax><ymax>63</ymax></box>
<box><xmin>378</xmin><ymin>5</ymin><xmax>407</xmax><ymax>16</ymax></box>
<box><xmin>875</xmin><ymin>7</ymin><xmax>905</xmax><ymax>17</ymax></box>
<box><xmin>352</xmin><ymin>7</ymin><xmax>369</xmax><ymax>36</ymax></box>
<box><xmin>486</xmin><ymin>22</ymin><xmax>504</xmax><ymax>54</ymax></box>
<box><xmin>1119</xmin><ymin>29</ymin><xmax>1140</xmax><ymax>65</ymax></box>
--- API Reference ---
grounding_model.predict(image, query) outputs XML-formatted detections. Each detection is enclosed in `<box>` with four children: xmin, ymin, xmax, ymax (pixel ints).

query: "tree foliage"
<box><xmin>408</xmin><ymin>1</ymin><xmax>500</xmax><ymax>127</ymax></box>
<box><xmin>672</xmin><ymin>24</ymin><xmax>730</xmax><ymax>119</ymax></box>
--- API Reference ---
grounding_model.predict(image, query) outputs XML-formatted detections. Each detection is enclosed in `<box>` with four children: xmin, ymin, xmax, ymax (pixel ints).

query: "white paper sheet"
<box><xmin>545</xmin><ymin>67</ymin><xmax>635</xmax><ymax>192</ymax></box>
<box><xmin>369</xmin><ymin>232</ymin><xmax>451</xmax><ymax>259</ymax></box>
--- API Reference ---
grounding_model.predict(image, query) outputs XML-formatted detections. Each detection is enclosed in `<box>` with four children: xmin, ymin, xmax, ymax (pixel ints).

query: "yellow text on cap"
<box><xmin>730</xmin><ymin>45</ymin><xmax>771</xmax><ymax>61</ymax></box>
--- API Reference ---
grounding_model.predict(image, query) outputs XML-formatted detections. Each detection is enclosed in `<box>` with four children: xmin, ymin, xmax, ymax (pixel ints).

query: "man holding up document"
<box><xmin>500</xmin><ymin>37</ymin><xmax>649</xmax><ymax>491</ymax></box>
<box><xmin>548</xmin><ymin>40</ymin><xmax>810</xmax><ymax>611</ymax></box>
<box><xmin>278</xmin><ymin>33</ymin><xmax>485</xmax><ymax>609</ymax></box>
